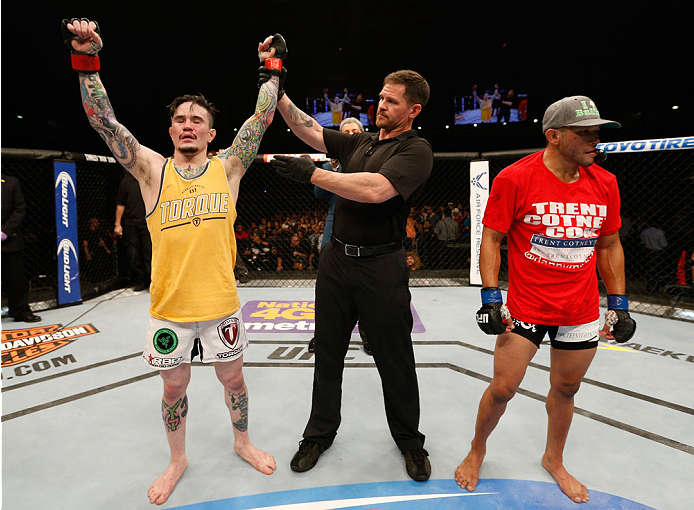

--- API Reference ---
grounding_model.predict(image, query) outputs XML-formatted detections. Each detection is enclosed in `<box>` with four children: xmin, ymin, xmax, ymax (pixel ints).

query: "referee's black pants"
<box><xmin>302</xmin><ymin>241</ymin><xmax>426</xmax><ymax>452</ymax></box>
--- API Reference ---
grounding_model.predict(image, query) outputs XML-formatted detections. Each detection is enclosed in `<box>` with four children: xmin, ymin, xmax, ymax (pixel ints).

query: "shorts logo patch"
<box><xmin>153</xmin><ymin>328</ymin><xmax>178</xmax><ymax>354</ymax></box>
<box><xmin>512</xmin><ymin>318</ymin><xmax>538</xmax><ymax>332</ymax></box>
<box><xmin>217</xmin><ymin>318</ymin><xmax>240</xmax><ymax>350</ymax></box>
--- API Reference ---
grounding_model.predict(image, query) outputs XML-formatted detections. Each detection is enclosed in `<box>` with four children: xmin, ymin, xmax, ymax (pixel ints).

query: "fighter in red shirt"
<box><xmin>456</xmin><ymin>96</ymin><xmax>636</xmax><ymax>504</ymax></box>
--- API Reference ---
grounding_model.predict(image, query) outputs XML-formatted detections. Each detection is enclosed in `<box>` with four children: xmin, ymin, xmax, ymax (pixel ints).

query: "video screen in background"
<box><xmin>306</xmin><ymin>88</ymin><xmax>376</xmax><ymax>128</ymax></box>
<box><xmin>454</xmin><ymin>84</ymin><xmax>528</xmax><ymax>125</ymax></box>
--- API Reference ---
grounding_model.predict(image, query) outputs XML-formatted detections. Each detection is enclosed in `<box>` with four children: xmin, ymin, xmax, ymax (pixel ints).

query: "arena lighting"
<box><xmin>16</xmin><ymin>115</ymin><xmax>23</xmax><ymax>119</ymax></box>
<box><xmin>672</xmin><ymin>105</ymin><xmax>680</xmax><ymax>110</ymax></box>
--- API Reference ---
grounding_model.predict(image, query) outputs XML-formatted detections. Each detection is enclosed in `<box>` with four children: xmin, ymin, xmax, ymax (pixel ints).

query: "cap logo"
<box><xmin>575</xmin><ymin>100</ymin><xmax>599</xmax><ymax>119</ymax></box>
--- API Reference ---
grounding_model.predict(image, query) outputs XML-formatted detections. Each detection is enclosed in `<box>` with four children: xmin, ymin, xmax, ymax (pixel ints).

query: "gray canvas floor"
<box><xmin>2</xmin><ymin>286</ymin><xmax>693</xmax><ymax>509</ymax></box>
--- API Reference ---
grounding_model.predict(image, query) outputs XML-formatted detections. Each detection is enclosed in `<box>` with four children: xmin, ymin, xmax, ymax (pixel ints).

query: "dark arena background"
<box><xmin>2</xmin><ymin>2</ymin><xmax>693</xmax><ymax>510</ymax></box>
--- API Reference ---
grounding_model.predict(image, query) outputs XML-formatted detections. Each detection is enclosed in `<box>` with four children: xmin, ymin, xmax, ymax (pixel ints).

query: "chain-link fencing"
<box><xmin>2</xmin><ymin>139</ymin><xmax>693</xmax><ymax>321</ymax></box>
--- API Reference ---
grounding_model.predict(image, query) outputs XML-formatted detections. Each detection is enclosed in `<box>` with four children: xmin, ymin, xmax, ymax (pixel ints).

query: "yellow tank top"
<box><xmin>332</xmin><ymin>103</ymin><xmax>343</xmax><ymax>125</ymax></box>
<box><xmin>146</xmin><ymin>157</ymin><xmax>240</xmax><ymax>322</ymax></box>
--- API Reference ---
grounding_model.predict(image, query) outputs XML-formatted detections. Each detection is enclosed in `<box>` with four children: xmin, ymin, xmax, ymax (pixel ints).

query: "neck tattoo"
<box><xmin>174</xmin><ymin>162</ymin><xmax>209</xmax><ymax>179</ymax></box>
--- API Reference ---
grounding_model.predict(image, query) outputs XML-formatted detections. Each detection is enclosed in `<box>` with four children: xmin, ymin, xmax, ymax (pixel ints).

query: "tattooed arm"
<box><xmin>66</xmin><ymin>20</ymin><xmax>164</xmax><ymax>211</ymax></box>
<box><xmin>277</xmin><ymin>94</ymin><xmax>327</xmax><ymax>153</ymax></box>
<box><xmin>218</xmin><ymin>76</ymin><xmax>278</xmax><ymax>203</ymax></box>
<box><xmin>219</xmin><ymin>36</ymin><xmax>280</xmax><ymax>204</ymax></box>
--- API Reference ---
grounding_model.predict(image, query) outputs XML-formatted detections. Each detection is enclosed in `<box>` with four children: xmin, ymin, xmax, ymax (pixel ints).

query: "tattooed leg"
<box><xmin>162</xmin><ymin>395</ymin><xmax>189</xmax><ymax>432</ymax></box>
<box><xmin>229</xmin><ymin>388</ymin><xmax>249</xmax><ymax>432</ymax></box>
<box><xmin>215</xmin><ymin>361</ymin><xmax>276</xmax><ymax>475</ymax></box>
<box><xmin>149</xmin><ymin>367</ymin><xmax>190</xmax><ymax>505</ymax></box>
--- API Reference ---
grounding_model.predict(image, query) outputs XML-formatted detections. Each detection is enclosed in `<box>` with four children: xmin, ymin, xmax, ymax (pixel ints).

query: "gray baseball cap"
<box><xmin>542</xmin><ymin>96</ymin><xmax>621</xmax><ymax>133</ymax></box>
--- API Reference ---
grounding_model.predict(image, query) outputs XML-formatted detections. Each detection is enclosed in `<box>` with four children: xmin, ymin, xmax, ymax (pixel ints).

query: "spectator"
<box><xmin>82</xmin><ymin>216</ymin><xmax>114</xmax><ymax>283</ymax></box>
<box><xmin>278</xmin><ymin>234</ymin><xmax>314</xmax><ymax>270</ymax></box>
<box><xmin>433</xmin><ymin>207</ymin><xmax>459</xmax><ymax>242</ymax></box>
<box><xmin>114</xmin><ymin>171</ymin><xmax>152</xmax><ymax>292</ymax></box>
<box><xmin>1</xmin><ymin>174</ymin><xmax>42</xmax><ymax>322</ymax></box>
<box><xmin>406</xmin><ymin>251</ymin><xmax>423</xmax><ymax>271</ymax></box>
<box><xmin>640</xmin><ymin>220</ymin><xmax>668</xmax><ymax>291</ymax></box>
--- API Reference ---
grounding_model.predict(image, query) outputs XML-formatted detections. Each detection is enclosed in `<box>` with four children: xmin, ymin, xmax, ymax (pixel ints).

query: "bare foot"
<box><xmin>455</xmin><ymin>449</ymin><xmax>485</xmax><ymax>491</ymax></box>
<box><xmin>234</xmin><ymin>441</ymin><xmax>276</xmax><ymax>475</ymax></box>
<box><xmin>148</xmin><ymin>456</ymin><xmax>188</xmax><ymax>505</ymax></box>
<box><xmin>542</xmin><ymin>454</ymin><xmax>589</xmax><ymax>503</ymax></box>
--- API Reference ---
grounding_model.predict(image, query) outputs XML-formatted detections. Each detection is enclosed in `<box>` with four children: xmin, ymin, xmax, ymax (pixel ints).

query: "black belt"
<box><xmin>331</xmin><ymin>236</ymin><xmax>403</xmax><ymax>258</ymax></box>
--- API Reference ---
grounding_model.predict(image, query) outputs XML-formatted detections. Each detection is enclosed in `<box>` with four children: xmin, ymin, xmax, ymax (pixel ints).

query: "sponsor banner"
<box><xmin>167</xmin><ymin>479</ymin><xmax>655</xmax><ymax>509</ymax></box>
<box><xmin>54</xmin><ymin>160</ymin><xmax>82</xmax><ymax>306</ymax></box>
<box><xmin>1</xmin><ymin>323</ymin><xmax>99</xmax><ymax>367</ymax></box>
<box><xmin>240</xmin><ymin>300</ymin><xmax>425</xmax><ymax>333</ymax></box>
<box><xmin>597</xmin><ymin>136</ymin><xmax>694</xmax><ymax>154</ymax></box>
<box><xmin>469</xmin><ymin>160</ymin><xmax>489</xmax><ymax>286</ymax></box>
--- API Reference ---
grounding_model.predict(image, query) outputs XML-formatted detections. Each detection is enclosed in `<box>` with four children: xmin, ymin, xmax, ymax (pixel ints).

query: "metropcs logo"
<box><xmin>1</xmin><ymin>323</ymin><xmax>99</xmax><ymax>367</ymax></box>
<box><xmin>240</xmin><ymin>301</ymin><xmax>426</xmax><ymax>333</ymax></box>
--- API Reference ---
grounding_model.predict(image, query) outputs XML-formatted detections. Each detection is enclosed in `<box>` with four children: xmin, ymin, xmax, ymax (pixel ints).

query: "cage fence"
<box><xmin>2</xmin><ymin>138</ymin><xmax>692</xmax><ymax>322</ymax></box>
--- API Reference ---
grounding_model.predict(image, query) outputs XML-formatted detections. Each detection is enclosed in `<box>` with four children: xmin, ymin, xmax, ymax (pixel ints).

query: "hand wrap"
<box><xmin>258</xmin><ymin>66</ymin><xmax>287</xmax><ymax>100</ymax></box>
<box><xmin>476</xmin><ymin>287</ymin><xmax>511</xmax><ymax>335</ymax></box>
<box><xmin>605</xmin><ymin>294</ymin><xmax>636</xmax><ymax>343</ymax></box>
<box><xmin>61</xmin><ymin>18</ymin><xmax>101</xmax><ymax>73</ymax></box>
<box><xmin>258</xmin><ymin>33</ymin><xmax>287</xmax><ymax>100</ymax></box>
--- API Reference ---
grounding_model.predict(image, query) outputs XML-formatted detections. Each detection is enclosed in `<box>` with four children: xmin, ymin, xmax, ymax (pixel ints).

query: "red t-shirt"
<box><xmin>483</xmin><ymin>151</ymin><xmax>621</xmax><ymax>326</ymax></box>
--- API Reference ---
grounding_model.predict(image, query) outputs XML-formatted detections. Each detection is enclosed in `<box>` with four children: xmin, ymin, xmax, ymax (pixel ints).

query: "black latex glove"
<box><xmin>271</xmin><ymin>155</ymin><xmax>316</xmax><ymax>183</ymax></box>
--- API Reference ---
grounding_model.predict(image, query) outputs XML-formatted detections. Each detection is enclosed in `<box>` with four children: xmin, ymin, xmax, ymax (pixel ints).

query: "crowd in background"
<box><xmin>235</xmin><ymin>203</ymin><xmax>473</xmax><ymax>273</ymax></box>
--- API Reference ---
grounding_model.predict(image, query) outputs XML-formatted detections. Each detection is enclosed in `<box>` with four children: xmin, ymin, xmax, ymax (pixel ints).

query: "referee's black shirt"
<box><xmin>324</xmin><ymin>128</ymin><xmax>433</xmax><ymax>246</ymax></box>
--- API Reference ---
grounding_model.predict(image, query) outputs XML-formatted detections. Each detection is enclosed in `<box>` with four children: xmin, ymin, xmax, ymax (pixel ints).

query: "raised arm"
<box><xmin>219</xmin><ymin>34</ymin><xmax>284</xmax><ymax>202</ymax></box>
<box><xmin>277</xmin><ymin>94</ymin><xmax>327</xmax><ymax>153</ymax></box>
<box><xmin>62</xmin><ymin>19</ymin><xmax>163</xmax><ymax>208</ymax></box>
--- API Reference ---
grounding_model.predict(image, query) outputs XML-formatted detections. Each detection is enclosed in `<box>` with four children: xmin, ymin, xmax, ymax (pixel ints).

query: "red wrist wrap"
<box><xmin>71</xmin><ymin>53</ymin><xmax>100</xmax><ymax>72</ymax></box>
<box><xmin>264</xmin><ymin>58</ymin><xmax>282</xmax><ymax>71</ymax></box>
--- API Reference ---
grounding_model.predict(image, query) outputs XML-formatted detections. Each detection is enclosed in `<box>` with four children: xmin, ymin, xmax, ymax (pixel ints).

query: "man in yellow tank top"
<box><xmin>63</xmin><ymin>18</ymin><xmax>286</xmax><ymax>505</ymax></box>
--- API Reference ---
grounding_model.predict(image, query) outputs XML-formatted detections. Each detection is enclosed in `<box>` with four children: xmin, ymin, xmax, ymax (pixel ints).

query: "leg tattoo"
<box><xmin>229</xmin><ymin>388</ymin><xmax>249</xmax><ymax>432</ymax></box>
<box><xmin>162</xmin><ymin>395</ymin><xmax>189</xmax><ymax>432</ymax></box>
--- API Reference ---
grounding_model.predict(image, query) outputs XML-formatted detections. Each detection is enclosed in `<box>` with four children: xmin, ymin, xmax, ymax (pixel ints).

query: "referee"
<box><xmin>268</xmin><ymin>70</ymin><xmax>433</xmax><ymax>481</ymax></box>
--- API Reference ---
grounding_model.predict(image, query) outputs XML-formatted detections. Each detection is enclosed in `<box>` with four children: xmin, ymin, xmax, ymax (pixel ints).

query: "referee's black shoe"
<box><xmin>403</xmin><ymin>448</ymin><xmax>431</xmax><ymax>481</ymax></box>
<box><xmin>13</xmin><ymin>312</ymin><xmax>41</xmax><ymax>323</ymax></box>
<box><xmin>290</xmin><ymin>440</ymin><xmax>329</xmax><ymax>472</ymax></box>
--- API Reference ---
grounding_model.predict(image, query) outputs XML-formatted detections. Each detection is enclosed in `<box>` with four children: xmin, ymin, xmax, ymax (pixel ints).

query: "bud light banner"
<box><xmin>54</xmin><ymin>161</ymin><xmax>82</xmax><ymax>306</ymax></box>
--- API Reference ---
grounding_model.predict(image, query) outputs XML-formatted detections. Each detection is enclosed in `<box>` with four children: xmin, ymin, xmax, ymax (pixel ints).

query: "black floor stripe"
<box><xmin>4</xmin><ymin>340</ymin><xmax>692</xmax><ymax>418</ymax></box>
<box><xmin>2</xmin><ymin>361</ymin><xmax>693</xmax><ymax>457</ymax></box>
